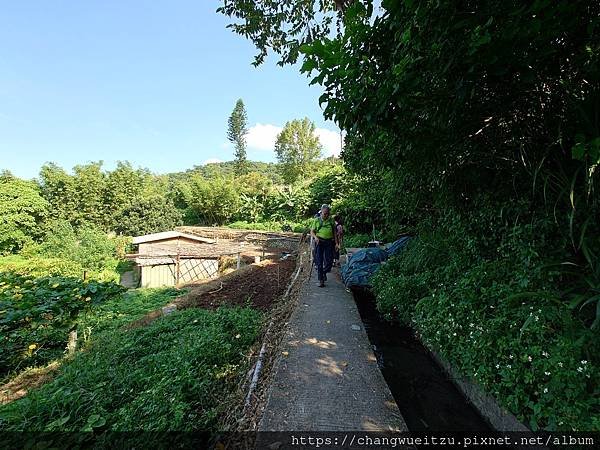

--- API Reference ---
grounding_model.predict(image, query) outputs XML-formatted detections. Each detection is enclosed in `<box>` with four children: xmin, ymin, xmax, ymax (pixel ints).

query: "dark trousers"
<box><xmin>314</xmin><ymin>238</ymin><xmax>334</xmax><ymax>282</ymax></box>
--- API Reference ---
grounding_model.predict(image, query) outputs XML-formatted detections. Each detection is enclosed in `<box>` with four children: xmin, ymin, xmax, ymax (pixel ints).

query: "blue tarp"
<box><xmin>385</xmin><ymin>236</ymin><xmax>411</xmax><ymax>256</ymax></box>
<box><xmin>341</xmin><ymin>237</ymin><xmax>411</xmax><ymax>288</ymax></box>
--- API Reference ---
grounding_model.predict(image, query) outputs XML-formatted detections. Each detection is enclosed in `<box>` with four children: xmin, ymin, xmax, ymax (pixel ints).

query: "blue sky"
<box><xmin>0</xmin><ymin>1</ymin><xmax>341</xmax><ymax>179</ymax></box>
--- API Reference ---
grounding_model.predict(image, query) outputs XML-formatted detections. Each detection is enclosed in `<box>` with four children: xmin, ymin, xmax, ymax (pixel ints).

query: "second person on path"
<box><xmin>310</xmin><ymin>204</ymin><xmax>339</xmax><ymax>287</ymax></box>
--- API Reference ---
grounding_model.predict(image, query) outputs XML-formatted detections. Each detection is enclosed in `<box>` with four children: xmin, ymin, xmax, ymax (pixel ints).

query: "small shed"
<box><xmin>131</xmin><ymin>231</ymin><xmax>219</xmax><ymax>288</ymax></box>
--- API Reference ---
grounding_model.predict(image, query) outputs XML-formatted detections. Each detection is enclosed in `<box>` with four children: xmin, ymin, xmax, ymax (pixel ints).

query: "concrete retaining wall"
<box><xmin>425</xmin><ymin>345</ymin><xmax>530</xmax><ymax>432</ymax></box>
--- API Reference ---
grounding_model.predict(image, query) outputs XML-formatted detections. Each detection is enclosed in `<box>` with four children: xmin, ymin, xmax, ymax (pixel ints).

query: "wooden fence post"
<box><xmin>176</xmin><ymin>250</ymin><xmax>181</xmax><ymax>285</ymax></box>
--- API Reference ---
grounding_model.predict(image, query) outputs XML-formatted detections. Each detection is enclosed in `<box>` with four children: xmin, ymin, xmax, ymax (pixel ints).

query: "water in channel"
<box><xmin>351</xmin><ymin>287</ymin><xmax>492</xmax><ymax>433</ymax></box>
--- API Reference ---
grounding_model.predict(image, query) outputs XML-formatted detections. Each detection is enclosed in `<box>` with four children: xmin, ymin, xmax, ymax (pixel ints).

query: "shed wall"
<box><xmin>140</xmin><ymin>258</ymin><xmax>219</xmax><ymax>288</ymax></box>
<box><xmin>141</xmin><ymin>264</ymin><xmax>176</xmax><ymax>288</ymax></box>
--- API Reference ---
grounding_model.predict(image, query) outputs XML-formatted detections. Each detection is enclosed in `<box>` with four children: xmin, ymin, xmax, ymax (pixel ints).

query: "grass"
<box><xmin>0</xmin><ymin>306</ymin><xmax>262</xmax><ymax>442</ymax></box>
<box><xmin>77</xmin><ymin>287</ymin><xmax>184</xmax><ymax>339</ymax></box>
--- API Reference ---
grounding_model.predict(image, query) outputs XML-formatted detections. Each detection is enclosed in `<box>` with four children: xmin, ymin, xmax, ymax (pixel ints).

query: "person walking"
<box><xmin>310</xmin><ymin>204</ymin><xmax>339</xmax><ymax>287</ymax></box>
<box><xmin>333</xmin><ymin>215</ymin><xmax>344</xmax><ymax>266</ymax></box>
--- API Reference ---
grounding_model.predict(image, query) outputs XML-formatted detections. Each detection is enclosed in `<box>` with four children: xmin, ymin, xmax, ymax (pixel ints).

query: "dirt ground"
<box><xmin>0</xmin><ymin>361</ymin><xmax>61</xmax><ymax>405</ymax></box>
<box><xmin>177</xmin><ymin>256</ymin><xmax>297</xmax><ymax>311</ymax></box>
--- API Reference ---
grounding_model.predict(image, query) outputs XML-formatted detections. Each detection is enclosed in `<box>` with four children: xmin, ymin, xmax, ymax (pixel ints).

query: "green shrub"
<box><xmin>292</xmin><ymin>218</ymin><xmax>313</xmax><ymax>233</ymax></box>
<box><xmin>0</xmin><ymin>307</ymin><xmax>262</xmax><ymax>437</ymax></box>
<box><xmin>114</xmin><ymin>195</ymin><xmax>183</xmax><ymax>236</ymax></box>
<box><xmin>342</xmin><ymin>234</ymin><xmax>371</xmax><ymax>249</ymax></box>
<box><xmin>413</xmin><ymin>259</ymin><xmax>599</xmax><ymax>431</ymax></box>
<box><xmin>0</xmin><ymin>272</ymin><xmax>126</xmax><ymax>377</ymax></box>
<box><xmin>373</xmin><ymin>208</ymin><xmax>599</xmax><ymax>431</ymax></box>
<box><xmin>227</xmin><ymin>220</ymin><xmax>307</xmax><ymax>233</ymax></box>
<box><xmin>373</xmin><ymin>215</ymin><xmax>478</xmax><ymax>322</ymax></box>
<box><xmin>228</xmin><ymin>221</ymin><xmax>281</xmax><ymax>231</ymax></box>
<box><xmin>0</xmin><ymin>255</ymin><xmax>84</xmax><ymax>279</ymax></box>
<box><xmin>37</xmin><ymin>220</ymin><xmax>120</xmax><ymax>273</ymax></box>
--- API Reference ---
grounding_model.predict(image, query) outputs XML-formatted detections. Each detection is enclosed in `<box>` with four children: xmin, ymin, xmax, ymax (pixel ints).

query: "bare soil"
<box><xmin>177</xmin><ymin>257</ymin><xmax>296</xmax><ymax>311</ymax></box>
<box><xmin>0</xmin><ymin>361</ymin><xmax>61</xmax><ymax>405</ymax></box>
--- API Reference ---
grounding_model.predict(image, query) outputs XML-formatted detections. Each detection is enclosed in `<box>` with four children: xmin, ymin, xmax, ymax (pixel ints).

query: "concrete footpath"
<box><xmin>259</xmin><ymin>267</ymin><xmax>407</xmax><ymax>431</ymax></box>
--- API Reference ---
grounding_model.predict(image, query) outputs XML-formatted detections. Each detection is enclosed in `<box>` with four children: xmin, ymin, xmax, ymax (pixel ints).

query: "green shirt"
<box><xmin>311</xmin><ymin>216</ymin><xmax>335</xmax><ymax>239</ymax></box>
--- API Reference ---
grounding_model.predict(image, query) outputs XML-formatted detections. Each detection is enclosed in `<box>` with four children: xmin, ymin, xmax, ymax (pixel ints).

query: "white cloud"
<box><xmin>246</xmin><ymin>122</ymin><xmax>343</xmax><ymax>157</ymax></box>
<box><xmin>315</xmin><ymin>127</ymin><xmax>344</xmax><ymax>157</ymax></box>
<box><xmin>246</xmin><ymin>123</ymin><xmax>282</xmax><ymax>151</ymax></box>
<box><xmin>203</xmin><ymin>158</ymin><xmax>224</xmax><ymax>165</ymax></box>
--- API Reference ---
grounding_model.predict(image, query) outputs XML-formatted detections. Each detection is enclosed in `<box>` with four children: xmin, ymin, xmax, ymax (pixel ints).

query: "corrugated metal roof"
<box><xmin>131</xmin><ymin>231</ymin><xmax>216</xmax><ymax>245</ymax></box>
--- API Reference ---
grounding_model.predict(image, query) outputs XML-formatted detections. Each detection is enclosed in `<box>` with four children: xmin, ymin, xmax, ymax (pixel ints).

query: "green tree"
<box><xmin>72</xmin><ymin>162</ymin><xmax>107</xmax><ymax>228</ymax></box>
<box><xmin>217</xmin><ymin>0</ymin><xmax>353</xmax><ymax>66</ymax></box>
<box><xmin>185</xmin><ymin>176</ymin><xmax>240</xmax><ymax>225</ymax></box>
<box><xmin>307</xmin><ymin>163</ymin><xmax>346</xmax><ymax>214</ymax></box>
<box><xmin>227</xmin><ymin>99</ymin><xmax>249</xmax><ymax>175</ymax></box>
<box><xmin>113</xmin><ymin>195</ymin><xmax>183</xmax><ymax>237</ymax></box>
<box><xmin>104</xmin><ymin>162</ymin><xmax>147</xmax><ymax>230</ymax></box>
<box><xmin>38</xmin><ymin>163</ymin><xmax>78</xmax><ymax>224</ymax></box>
<box><xmin>0</xmin><ymin>172</ymin><xmax>48</xmax><ymax>254</ymax></box>
<box><xmin>38</xmin><ymin>162</ymin><xmax>108</xmax><ymax>229</ymax></box>
<box><xmin>269</xmin><ymin>184</ymin><xmax>311</xmax><ymax>221</ymax></box>
<box><xmin>274</xmin><ymin>118</ymin><xmax>322</xmax><ymax>183</ymax></box>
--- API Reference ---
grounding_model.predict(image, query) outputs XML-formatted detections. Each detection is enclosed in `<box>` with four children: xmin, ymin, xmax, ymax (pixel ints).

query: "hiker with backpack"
<box><xmin>310</xmin><ymin>204</ymin><xmax>339</xmax><ymax>287</ymax></box>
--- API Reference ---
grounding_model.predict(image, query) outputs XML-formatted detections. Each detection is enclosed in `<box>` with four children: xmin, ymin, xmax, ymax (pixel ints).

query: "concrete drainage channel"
<box><xmin>351</xmin><ymin>287</ymin><xmax>492</xmax><ymax>433</ymax></box>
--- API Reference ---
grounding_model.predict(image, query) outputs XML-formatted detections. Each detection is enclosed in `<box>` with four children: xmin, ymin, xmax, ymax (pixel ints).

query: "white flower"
<box><xmin>543</xmin><ymin>388</ymin><xmax>548</xmax><ymax>394</ymax></box>
<box><xmin>509</xmin><ymin>354</ymin><xmax>514</xmax><ymax>359</ymax></box>
<box><xmin>534</xmin><ymin>316</ymin><xmax>539</xmax><ymax>321</ymax></box>
<box><xmin>542</xmin><ymin>351</ymin><xmax>549</xmax><ymax>357</ymax></box>
<box><xmin>581</xmin><ymin>360</ymin><xmax>588</xmax><ymax>365</ymax></box>
<box><xmin>558</xmin><ymin>362</ymin><xmax>563</xmax><ymax>367</ymax></box>
<box><xmin>527</xmin><ymin>356</ymin><xmax>532</xmax><ymax>362</ymax></box>
<box><xmin>453</xmin><ymin>332</ymin><xmax>457</xmax><ymax>336</ymax></box>
<box><xmin>496</xmin><ymin>364</ymin><xmax>500</xmax><ymax>369</ymax></box>
<box><xmin>544</xmin><ymin>371</ymin><xmax>551</xmax><ymax>376</ymax></box>
<box><xmin>507</xmin><ymin>364</ymin><xmax>512</xmax><ymax>369</ymax></box>
<box><xmin>577</xmin><ymin>367</ymin><xmax>583</xmax><ymax>372</ymax></box>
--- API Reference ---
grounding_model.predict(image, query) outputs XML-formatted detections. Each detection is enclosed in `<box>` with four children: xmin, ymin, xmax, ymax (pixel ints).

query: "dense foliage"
<box><xmin>221</xmin><ymin>0</ymin><xmax>600</xmax><ymax>431</ymax></box>
<box><xmin>0</xmin><ymin>173</ymin><xmax>48</xmax><ymax>255</ymax></box>
<box><xmin>0</xmin><ymin>272</ymin><xmax>126</xmax><ymax>377</ymax></box>
<box><xmin>0</xmin><ymin>306</ymin><xmax>262</xmax><ymax>440</ymax></box>
<box><xmin>373</xmin><ymin>205</ymin><xmax>600</xmax><ymax>431</ymax></box>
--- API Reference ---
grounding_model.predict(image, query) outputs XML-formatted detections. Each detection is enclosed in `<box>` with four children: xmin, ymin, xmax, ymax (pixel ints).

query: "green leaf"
<box><xmin>47</xmin><ymin>415</ymin><xmax>70</xmax><ymax>430</ymax></box>
<box><xmin>301</xmin><ymin>58</ymin><xmax>317</xmax><ymax>73</ymax></box>
<box><xmin>572</xmin><ymin>143</ymin><xmax>586</xmax><ymax>161</ymax></box>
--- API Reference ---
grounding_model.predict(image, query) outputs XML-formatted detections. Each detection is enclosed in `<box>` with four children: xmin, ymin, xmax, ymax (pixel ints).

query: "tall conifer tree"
<box><xmin>227</xmin><ymin>99</ymin><xmax>249</xmax><ymax>175</ymax></box>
